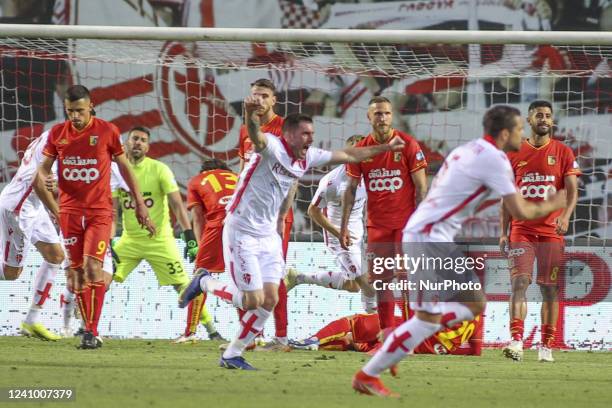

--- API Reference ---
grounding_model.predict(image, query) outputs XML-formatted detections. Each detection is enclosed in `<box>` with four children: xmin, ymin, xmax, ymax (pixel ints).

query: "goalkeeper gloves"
<box><xmin>181</xmin><ymin>229</ymin><xmax>198</xmax><ymax>263</ymax></box>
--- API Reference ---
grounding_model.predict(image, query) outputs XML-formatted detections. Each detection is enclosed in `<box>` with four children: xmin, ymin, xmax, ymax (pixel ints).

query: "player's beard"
<box><xmin>532</xmin><ymin>124</ymin><xmax>551</xmax><ymax>137</ymax></box>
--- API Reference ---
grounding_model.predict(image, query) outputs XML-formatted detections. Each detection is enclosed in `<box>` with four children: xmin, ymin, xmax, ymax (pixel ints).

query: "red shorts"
<box><xmin>509</xmin><ymin>231</ymin><xmax>564</xmax><ymax>286</ymax></box>
<box><xmin>366</xmin><ymin>226</ymin><xmax>403</xmax><ymax>283</ymax></box>
<box><xmin>196</xmin><ymin>226</ymin><xmax>224</xmax><ymax>273</ymax></box>
<box><xmin>282</xmin><ymin>217</ymin><xmax>292</xmax><ymax>260</ymax></box>
<box><xmin>59</xmin><ymin>212</ymin><xmax>112</xmax><ymax>269</ymax></box>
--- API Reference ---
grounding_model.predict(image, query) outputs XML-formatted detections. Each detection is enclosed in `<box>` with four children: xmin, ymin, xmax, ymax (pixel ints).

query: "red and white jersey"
<box><xmin>508</xmin><ymin>138</ymin><xmax>580</xmax><ymax>237</ymax></box>
<box><xmin>227</xmin><ymin>133</ymin><xmax>332</xmax><ymax>237</ymax></box>
<box><xmin>311</xmin><ymin>165</ymin><xmax>366</xmax><ymax>246</ymax></box>
<box><xmin>346</xmin><ymin>130</ymin><xmax>427</xmax><ymax>230</ymax></box>
<box><xmin>0</xmin><ymin>131</ymin><xmax>51</xmax><ymax>214</ymax></box>
<box><xmin>110</xmin><ymin>162</ymin><xmax>129</xmax><ymax>193</ymax></box>
<box><xmin>43</xmin><ymin>117</ymin><xmax>124</xmax><ymax>215</ymax></box>
<box><xmin>404</xmin><ymin>136</ymin><xmax>517</xmax><ymax>242</ymax></box>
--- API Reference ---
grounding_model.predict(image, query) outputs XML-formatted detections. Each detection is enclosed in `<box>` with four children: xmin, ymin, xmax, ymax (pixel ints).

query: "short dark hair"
<box><xmin>128</xmin><ymin>126</ymin><xmax>151</xmax><ymax>138</ymax></box>
<box><xmin>368</xmin><ymin>96</ymin><xmax>391</xmax><ymax>106</ymax></box>
<box><xmin>64</xmin><ymin>85</ymin><xmax>91</xmax><ymax>102</ymax></box>
<box><xmin>250</xmin><ymin>78</ymin><xmax>276</xmax><ymax>94</ymax></box>
<box><xmin>282</xmin><ymin>113</ymin><xmax>313</xmax><ymax>134</ymax></box>
<box><xmin>200</xmin><ymin>158</ymin><xmax>230</xmax><ymax>172</ymax></box>
<box><xmin>528</xmin><ymin>100</ymin><xmax>553</xmax><ymax>114</ymax></box>
<box><xmin>482</xmin><ymin>105</ymin><xmax>522</xmax><ymax>137</ymax></box>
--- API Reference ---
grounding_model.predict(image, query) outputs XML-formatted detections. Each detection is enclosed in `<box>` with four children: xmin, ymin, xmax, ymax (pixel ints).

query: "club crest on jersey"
<box><xmin>89</xmin><ymin>135</ymin><xmax>98</xmax><ymax>146</ymax></box>
<box><xmin>547</xmin><ymin>155</ymin><xmax>556</xmax><ymax>165</ymax></box>
<box><xmin>394</xmin><ymin>152</ymin><xmax>402</xmax><ymax>162</ymax></box>
<box><xmin>58</xmin><ymin>138</ymin><xmax>68</xmax><ymax>145</ymax></box>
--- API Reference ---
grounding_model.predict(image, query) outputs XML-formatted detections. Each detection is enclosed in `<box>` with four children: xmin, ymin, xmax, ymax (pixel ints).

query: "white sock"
<box><xmin>439</xmin><ymin>302</ymin><xmax>475</xmax><ymax>328</ymax></box>
<box><xmin>24</xmin><ymin>306</ymin><xmax>41</xmax><ymax>325</ymax></box>
<box><xmin>275</xmin><ymin>336</ymin><xmax>288</xmax><ymax>345</ymax></box>
<box><xmin>300</xmin><ymin>271</ymin><xmax>345</xmax><ymax>289</ymax></box>
<box><xmin>201</xmin><ymin>276</ymin><xmax>244</xmax><ymax>309</ymax></box>
<box><xmin>223</xmin><ymin>307</ymin><xmax>271</xmax><ymax>359</ymax></box>
<box><xmin>61</xmin><ymin>287</ymin><xmax>76</xmax><ymax>330</ymax></box>
<box><xmin>361</xmin><ymin>292</ymin><xmax>378</xmax><ymax>313</ymax></box>
<box><xmin>32</xmin><ymin>261</ymin><xmax>60</xmax><ymax>306</ymax></box>
<box><xmin>362</xmin><ymin>318</ymin><xmax>441</xmax><ymax>377</ymax></box>
<box><xmin>0</xmin><ymin>262</ymin><xmax>5</xmax><ymax>280</ymax></box>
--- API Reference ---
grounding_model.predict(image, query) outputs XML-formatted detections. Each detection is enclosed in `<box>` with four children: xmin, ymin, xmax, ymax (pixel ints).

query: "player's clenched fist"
<box><xmin>244</xmin><ymin>95</ymin><xmax>264</xmax><ymax>115</ymax></box>
<box><xmin>387</xmin><ymin>135</ymin><xmax>406</xmax><ymax>152</ymax></box>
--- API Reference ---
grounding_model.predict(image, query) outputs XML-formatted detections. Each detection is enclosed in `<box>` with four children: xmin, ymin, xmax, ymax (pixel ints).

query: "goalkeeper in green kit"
<box><xmin>111</xmin><ymin>126</ymin><xmax>221</xmax><ymax>340</ymax></box>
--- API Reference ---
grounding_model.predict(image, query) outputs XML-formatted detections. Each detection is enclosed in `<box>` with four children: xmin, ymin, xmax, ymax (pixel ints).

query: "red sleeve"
<box><xmin>238</xmin><ymin>126</ymin><xmax>248</xmax><ymax>159</ymax></box>
<box><xmin>345</xmin><ymin>162</ymin><xmax>362</xmax><ymax>179</ymax></box>
<box><xmin>108</xmin><ymin>123</ymin><xmax>124</xmax><ymax>157</ymax></box>
<box><xmin>186</xmin><ymin>176</ymin><xmax>204</xmax><ymax>211</ymax></box>
<box><xmin>561</xmin><ymin>146</ymin><xmax>581</xmax><ymax>177</ymax></box>
<box><xmin>406</xmin><ymin>137</ymin><xmax>427</xmax><ymax>173</ymax></box>
<box><xmin>43</xmin><ymin>128</ymin><xmax>58</xmax><ymax>158</ymax></box>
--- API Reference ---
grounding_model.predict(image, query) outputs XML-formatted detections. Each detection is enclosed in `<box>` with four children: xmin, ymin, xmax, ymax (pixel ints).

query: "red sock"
<box><xmin>184</xmin><ymin>293</ymin><xmax>206</xmax><ymax>336</ymax></box>
<box><xmin>314</xmin><ymin>317</ymin><xmax>352</xmax><ymax>343</ymax></box>
<box><xmin>541</xmin><ymin>324</ymin><xmax>556</xmax><ymax>348</ymax></box>
<box><xmin>377</xmin><ymin>290</ymin><xmax>396</xmax><ymax>329</ymax></box>
<box><xmin>89</xmin><ymin>281</ymin><xmax>106</xmax><ymax>337</ymax></box>
<box><xmin>274</xmin><ymin>279</ymin><xmax>288</xmax><ymax>338</ymax></box>
<box><xmin>77</xmin><ymin>286</ymin><xmax>94</xmax><ymax>333</ymax></box>
<box><xmin>510</xmin><ymin>318</ymin><xmax>524</xmax><ymax>341</ymax></box>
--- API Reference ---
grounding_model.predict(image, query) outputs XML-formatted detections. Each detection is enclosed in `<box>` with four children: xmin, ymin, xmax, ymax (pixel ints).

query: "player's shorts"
<box><xmin>196</xmin><ymin>225</ymin><xmax>224</xmax><ymax>273</ymax></box>
<box><xmin>59</xmin><ymin>212</ymin><xmax>112</xmax><ymax>269</ymax></box>
<box><xmin>403</xmin><ymin>232</ymin><xmax>481</xmax><ymax>315</ymax></box>
<box><xmin>112</xmin><ymin>234</ymin><xmax>188</xmax><ymax>287</ymax></box>
<box><xmin>223</xmin><ymin>223</ymin><xmax>284</xmax><ymax>291</ymax></box>
<box><xmin>509</xmin><ymin>231</ymin><xmax>564</xmax><ymax>286</ymax></box>
<box><xmin>328</xmin><ymin>242</ymin><xmax>364</xmax><ymax>280</ymax></box>
<box><xmin>366</xmin><ymin>226</ymin><xmax>403</xmax><ymax>284</ymax></box>
<box><xmin>0</xmin><ymin>207</ymin><xmax>60</xmax><ymax>268</ymax></box>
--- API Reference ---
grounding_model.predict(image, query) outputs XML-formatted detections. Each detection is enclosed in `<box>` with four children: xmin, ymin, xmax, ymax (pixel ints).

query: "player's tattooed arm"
<box><xmin>556</xmin><ymin>174</ymin><xmax>578</xmax><ymax>235</ymax></box>
<box><xmin>328</xmin><ymin>135</ymin><xmax>405</xmax><ymax>165</ymax></box>
<box><xmin>35</xmin><ymin>156</ymin><xmax>60</xmax><ymax>220</ymax></box>
<box><xmin>499</xmin><ymin>200</ymin><xmax>511</xmax><ymax>256</ymax></box>
<box><xmin>244</xmin><ymin>95</ymin><xmax>267</xmax><ymax>152</ymax></box>
<box><xmin>340</xmin><ymin>177</ymin><xmax>359</xmax><ymax>250</ymax></box>
<box><xmin>114</xmin><ymin>153</ymin><xmax>156</xmax><ymax>236</ymax></box>
<box><xmin>502</xmin><ymin>190</ymin><xmax>567</xmax><ymax>221</ymax></box>
<box><xmin>411</xmin><ymin>168</ymin><xmax>428</xmax><ymax>204</ymax></box>
<box><xmin>277</xmin><ymin>181</ymin><xmax>298</xmax><ymax>236</ymax></box>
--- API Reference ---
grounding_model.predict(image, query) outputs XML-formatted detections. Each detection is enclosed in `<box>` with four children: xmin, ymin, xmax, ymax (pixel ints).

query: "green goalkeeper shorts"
<box><xmin>112</xmin><ymin>235</ymin><xmax>188</xmax><ymax>287</ymax></box>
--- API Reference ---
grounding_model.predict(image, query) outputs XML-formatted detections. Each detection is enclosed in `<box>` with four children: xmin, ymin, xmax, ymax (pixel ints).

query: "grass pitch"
<box><xmin>0</xmin><ymin>337</ymin><xmax>611</xmax><ymax>408</ymax></box>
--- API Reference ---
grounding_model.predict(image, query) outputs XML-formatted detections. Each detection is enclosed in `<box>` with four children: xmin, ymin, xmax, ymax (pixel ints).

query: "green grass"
<box><xmin>0</xmin><ymin>337</ymin><xmax>611</xmax><ymax>408</ymax></box>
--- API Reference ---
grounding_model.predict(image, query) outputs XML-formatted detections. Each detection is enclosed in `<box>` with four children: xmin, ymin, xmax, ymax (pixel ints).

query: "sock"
<box><xmin>363</xmin><ymin>317</ymin><xmax>441</xmax><ymax>377</ymax></box>
<box><xmin>24</xmin><ymin>306</ymin><xmax>41</xmax><ymax>325</ymax></box>
<box><xmin>89</xmin><ymin>281</ymin><xmax>106</xmax><ymax>337</ymax></box>
<box><xmin>0</xmin><ymin>262</ymin><xmax>5</xmax><ymax>280</ymax></box>
<box><xmin>377</xmin><ymin>289</ymin><xmax>396</xmax><ymax>329</ymax></box>
<box><xmin>541</xmin><ymin>324</ymin><xmax>556</xmax><ymax>348</ymax></box>
<box><xmin>202</xmin><ymin>277</ymin><xmax>244</xmax><ymax>309</ymax></box>
<box><xmin>61</xmin><ymin>287</ymin><xmax>76</xmax><ymax>330</ymax></box>
<box><xmin>439</xmin><ymin>302</ymin><xmax>475</xmax><ymax>328</ymax></box>
<box><xmin>77</xmin><ymin>287</ymin><xmax>93</xmax><ymax>334</ymax></box>
<box><xmin>185</xmin><ymin>293</ymin><xmax>205</xmax><ymax>336</ymax></box>
<box><xmin>314</xmin><ymin>317</ymin><xmax>352</xmax><ymax>344</ymax></box>
<box><xmin>32</xmin><ymin>261</ymin><xmax>60</xmax><ymax>306</ymax></box>
<box><xmin>510</xmin><ymin>318</ymin><xmax>524</xmax><ymax>342</ymax></box>
<box><xmin>300</xmin><ymin>271</ymin><xmax>346</xmax><ymax>289</ymax></box>
<box><xmin>274</xmin><ymin>279</ymin><xmax>288</xmax><ymax>338</ymax></box>
<box><xmin>361</xmin><ymin>293</ymin><xmax>377</xmax><ymax>313</ymax></box>
<box><xmin>199</xmin><ymin>302</ymin><xmax>218</xmax><ymax>336</ymax></box>
<box><xmin>223</xmin><ymin>307</ymin><xmax>271</xmax><ymax>359</ymax></box>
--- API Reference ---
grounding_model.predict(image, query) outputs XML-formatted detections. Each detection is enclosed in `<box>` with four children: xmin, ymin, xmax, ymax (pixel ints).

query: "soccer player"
<box><xmin>290</xmin><ymin>312</ymin><xmax>482</xmax><ymax>356</ymax></box>
<box><xmin>179</xmin><ymin>96</ymin><xmax>405</xmax><ymax>370</ymax></box>
<box><xmin>238</xmin><ymin>78</ymin><xmax>291</xmax><ymax>350</ymax></box>
<box><xmin>0</xmin><ymin>130</ymin><xmax>65</xmax><ymax>341</ymax></box>
<box><xmin>285</xmin><ymin>134</ymin><xmax>376</xmax><ymax>312</ymax></box>
<box><xmin>352</xmin><ymin>105</ymin><xmax>567</xmax><ymax>397</ymax></box>
<box><xmin>342</xmin><ymin>96</ymin><xmax>428</xmax><ymax>329</ymax></box>
<box><xmin>174</xmin><ymin>158</ymin><xmax>237</xmax><ymax>343</ymax></box>
<box><xmin>36</xmin><ymin>85</ymin><xmax>153</xmax><ymax>349</ymax></box>
<box><xmin>111</xmin><ymin>126</ymin><xmax>221</xmax><ymax>340</ymax></box>
<box><xmin>500</xmin><ymin>100</ymin><xmax>580</xmax><ymax>363</ymax></box>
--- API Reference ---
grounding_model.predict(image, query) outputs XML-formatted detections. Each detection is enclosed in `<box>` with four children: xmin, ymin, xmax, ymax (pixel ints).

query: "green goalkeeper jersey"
<box><xmin>114</xmin><ymin>157</ymin><xmax>178</xmax><ymax>239</ymax></box>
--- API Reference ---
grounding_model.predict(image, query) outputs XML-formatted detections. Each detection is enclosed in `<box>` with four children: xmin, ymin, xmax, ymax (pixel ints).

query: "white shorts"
<box><xmin>0</xmin><ymin>207</ymin><xmax>60</xmax><ymax>268</ymax></box>
<box><xmin>223</xmin><ymin>224</ymin><xmax>284</xmax><ymax>291</ymax></box>
<box><xmin>328</xmin><ymin>242</ymin><xmax>364</xmax><ymax>280</ymax></box>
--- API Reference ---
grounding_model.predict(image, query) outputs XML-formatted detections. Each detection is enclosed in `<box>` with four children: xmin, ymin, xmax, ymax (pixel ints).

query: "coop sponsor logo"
<box><xmin>367</xmin><ymin>168</ymin><xmax>403</xmax><ymax>192</ymax></box>
<box><xmin>62</xmin><ymin>168</ymin><xmax>100</xmax><ymax>184</ymax></box>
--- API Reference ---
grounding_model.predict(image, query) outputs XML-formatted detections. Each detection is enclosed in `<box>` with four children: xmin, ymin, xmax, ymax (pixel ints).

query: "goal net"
<box><xmin>0</xmin><ymin>25</ymin><xmax>610</xmax><ymax>348</ymax></box>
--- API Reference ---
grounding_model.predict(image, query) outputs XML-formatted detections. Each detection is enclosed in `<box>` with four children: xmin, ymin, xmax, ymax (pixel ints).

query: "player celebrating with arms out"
<box><xmin>285</xmin><ymin>134</ymin><xmax>377</xmax><ymax>313</ymax></box>
<box><xmin>179</xmin><ymin>95</ymin><xmax>405</xmax><ymax>370</ymax></box>
<box><xmin>37</xmin><ymin>85</ymin><xmax>154</xmax><ymax>349</ymax></box>
<box><xmin>342</xmin><ymin>96</ymin><xmax>428</xmax><ymax>329</ymax></box>
<box><xmin>500</xmin><ymin>100</ymin><xmax>580</xmax><ymax>362</ymax></box>
<box><xmin>352</xmin><ymin>105</ymin><xmax>567</xmax><ymax>397</ymax></box>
